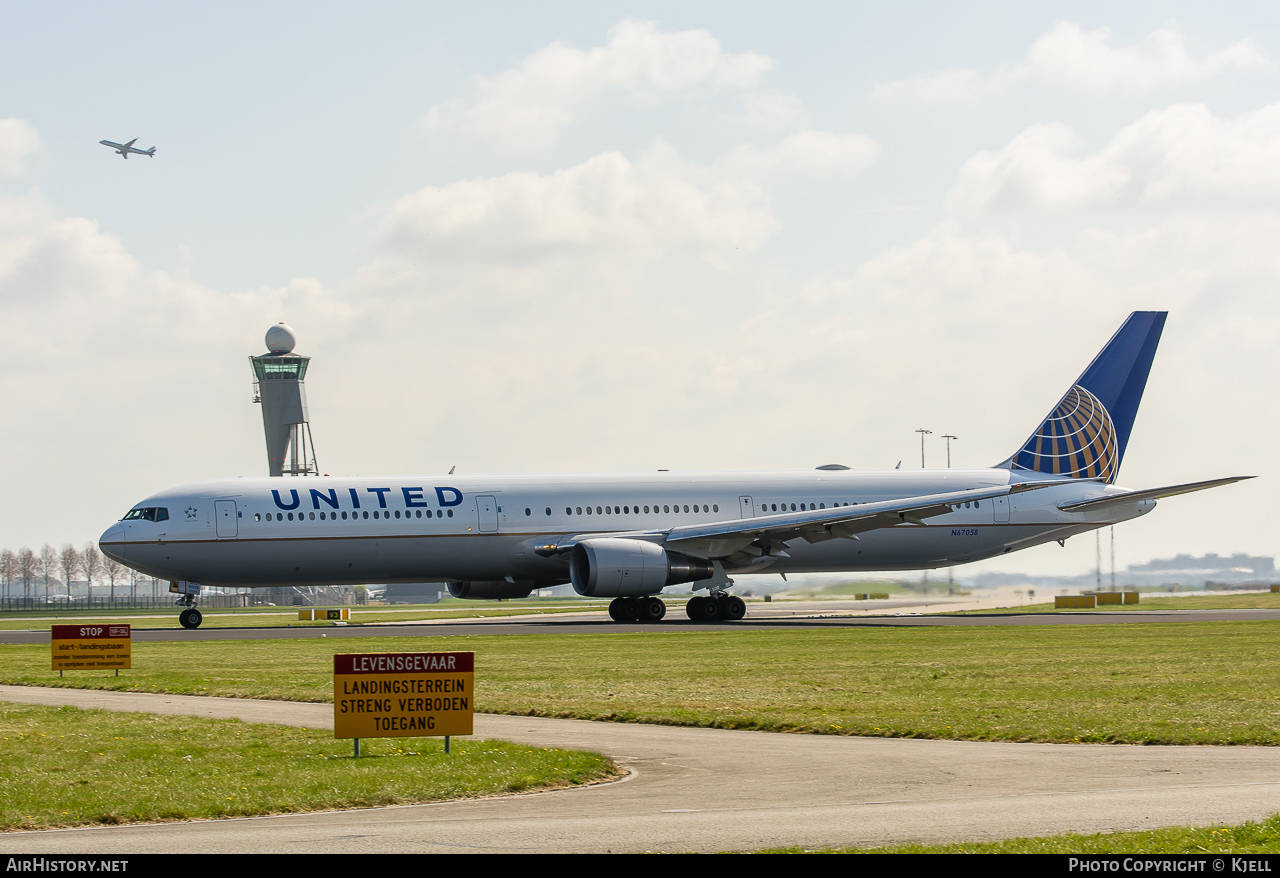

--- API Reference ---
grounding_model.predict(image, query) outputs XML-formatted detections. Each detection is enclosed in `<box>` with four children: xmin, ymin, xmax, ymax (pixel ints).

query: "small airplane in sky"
<box><xmin>99</xmin><ymin>138</ymin><xmax>156</xmax><ymax>159</ymax></box>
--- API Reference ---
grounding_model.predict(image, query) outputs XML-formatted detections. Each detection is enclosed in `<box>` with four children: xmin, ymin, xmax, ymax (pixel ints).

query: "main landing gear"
<box><xmin>685</xmin><ymin>594</ymin><xmax>746</xmax><ymax>622</ymax></box>
<box><xmin>608</xmin><ymin>596</ymin><xmax>667</xmax><ymax>622</ymax></box>
<box><xmin>605</xmin><ymin>593</ymin><xmax>747</xmax><ymax>622</ymax></box>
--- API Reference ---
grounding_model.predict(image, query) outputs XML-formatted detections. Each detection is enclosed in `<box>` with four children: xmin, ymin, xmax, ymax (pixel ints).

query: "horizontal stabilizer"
<box><xmin>1057</xmin><ymin>476</ymin><xmax>1253</xmax><ymax>512</ymax></box>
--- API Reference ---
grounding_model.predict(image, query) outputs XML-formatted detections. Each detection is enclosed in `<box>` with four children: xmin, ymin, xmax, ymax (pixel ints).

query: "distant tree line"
<box><xmin>0</xmin><ymin>543</ymin><xmax>159</xmax><ymax>601</ymax></box>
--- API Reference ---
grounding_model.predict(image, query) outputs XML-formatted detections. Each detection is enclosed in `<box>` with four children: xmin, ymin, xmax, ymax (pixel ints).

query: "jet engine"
<box><xmin>569</xmin><ymin>538</ymin><xmax>715</xmax><ymax>597</ymax></box>
<box><xmin>447</xmin><ymin>580</ymin><xmax>539</xmax><ymax>600</ymax></box>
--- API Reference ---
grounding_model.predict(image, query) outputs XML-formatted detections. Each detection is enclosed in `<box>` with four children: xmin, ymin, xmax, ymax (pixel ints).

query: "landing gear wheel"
<box><xmin>640</xmin><ymin>596</ymin><xmax>666</xmax><ymax>622</ymax></box>
<box><xmin>687</xmin><ymin>595</ymin><xmax>722</xmax><ymax>621</ymax></box>
<box><xmin>685</xmin><ymin>596</ymin><xmax>704</xmax><ymax>620</ymax></box>
<box><xmin>721</xmin><ymin>595</ymin><xmax>747</xmax><ymax>621</ymax></box>
<box><xmin>609</xmin><ymin>597</ymin><xmax>640</xmax><ymax>622</ymax></box>
<box><xmin>179</xmin><ymin>608</ymin><xmax>203</xmax><ymax>629</ymax></box>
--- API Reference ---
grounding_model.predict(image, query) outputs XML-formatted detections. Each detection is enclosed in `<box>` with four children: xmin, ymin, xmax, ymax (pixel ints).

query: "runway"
<box><xmin>2</xmin><ymin>685</ymin><xmax>1278</xmax><ymax>853</ymax></box>
<box><xmin>1</xmin><ymin>604</ymin><xmax>1277</xmax><ymax>644</ymax></box>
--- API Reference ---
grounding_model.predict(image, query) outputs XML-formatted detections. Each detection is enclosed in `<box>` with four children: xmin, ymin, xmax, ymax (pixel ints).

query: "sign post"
<box><xmin>51</xmin><ymin>625</ymin><xmax>132</xmax><ymax>675</ymax></box>
<box><xmin>334</xmin><ymin>652</ymin><xmax>474</xmax><ymax>756</ymax></box>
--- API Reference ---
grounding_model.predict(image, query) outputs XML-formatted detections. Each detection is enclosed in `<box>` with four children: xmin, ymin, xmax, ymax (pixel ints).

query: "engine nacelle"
<box><xmin>447</xmin><ymin>580</ymin><xmax>537</xmax><ymax>600</ymax></box>
<box><xmin>569</xmin><ymin>538</ymin><xmax>715</xmax><ymax>598</ymax></box>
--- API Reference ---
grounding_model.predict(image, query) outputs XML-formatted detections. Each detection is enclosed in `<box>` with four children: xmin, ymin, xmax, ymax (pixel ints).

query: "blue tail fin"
<box><xmin>1003</xmin><ymin>311</ymin><xmax>1166</xmax><ymax>482</ymax></box>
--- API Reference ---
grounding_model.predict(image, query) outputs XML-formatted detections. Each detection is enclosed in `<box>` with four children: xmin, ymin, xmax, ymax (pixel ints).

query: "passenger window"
<box><xmin>545</xmin><ymin>507</ymin><xmax>552</xmax><ymax>516</ymax></box>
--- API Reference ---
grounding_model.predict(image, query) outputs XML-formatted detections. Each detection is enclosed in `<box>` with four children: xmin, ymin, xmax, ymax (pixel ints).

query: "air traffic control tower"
<box><xmin>250</xmin><ymin>324</ymin><xmax>319</xmax><ymax>477</ymax></box>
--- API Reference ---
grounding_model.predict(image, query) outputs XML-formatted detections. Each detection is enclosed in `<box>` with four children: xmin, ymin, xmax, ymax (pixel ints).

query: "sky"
<box><xmin>1</xmin><ymin>1</ymin><xmax>1277</xmax><ymax>579</ymax></box>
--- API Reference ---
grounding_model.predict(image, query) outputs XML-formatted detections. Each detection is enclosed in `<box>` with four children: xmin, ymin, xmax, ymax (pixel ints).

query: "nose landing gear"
<box><xmin>172</xmin><ymin>581</ymin><xmax>204</xmax><ymax>629</ymax></box>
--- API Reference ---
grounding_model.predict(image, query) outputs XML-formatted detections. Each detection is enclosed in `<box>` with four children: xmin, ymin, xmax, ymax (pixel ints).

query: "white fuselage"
<box><xmin>98</xmin><ymin>468</ymin><xmax>1153</xmax><ymax>590</ymax></box>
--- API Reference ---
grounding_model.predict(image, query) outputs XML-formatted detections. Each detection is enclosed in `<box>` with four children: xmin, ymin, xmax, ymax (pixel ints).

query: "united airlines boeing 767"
<box><xmin>99</xmin><ymin>312</ymin><xmax>1248</xmax><ymax>628</ymax></box>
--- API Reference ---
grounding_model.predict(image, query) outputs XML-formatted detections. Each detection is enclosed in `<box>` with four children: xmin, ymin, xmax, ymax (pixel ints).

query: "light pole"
<box><xmin>915</xmin><ymin>428</ymin><xmax>932</xmax><ymax>468</ymax></box>
<box><xmin>941</xmin><ymin>434</ymin><xmax>957</xmax><ymax>468</ymax></box>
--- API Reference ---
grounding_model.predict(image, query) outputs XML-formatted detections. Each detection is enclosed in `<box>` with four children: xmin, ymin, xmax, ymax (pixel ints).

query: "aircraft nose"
<box><xmin>99</xmin><ymin>524</ymin><xmax>126</xmax><ymax>562</ymax></box>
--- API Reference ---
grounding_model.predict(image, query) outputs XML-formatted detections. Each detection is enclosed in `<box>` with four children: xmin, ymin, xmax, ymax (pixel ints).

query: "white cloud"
<box><xmin>1019</xmin><ymin>22</ymin><xmax>1271</xmax><ymax>93</ymax></box>
<box><xmin>734</xmin><ymin>89</ymin><xmax>805</xmax><ymax>128</ymax></box>
<box><xmin>0</xmin><ymin>119</ymin><xmax>40</xmax><ymax>175</ymax></box>
<box><xmin>874</xmin><ymin>22</ymin><xmax>1271</xmax><ymax>103</ymax></box>
<box><xmin>950</xmin><ymin>103</ymin><xmax>1280</xmax><ymax>212</ymax></box>
<box><xmin>425</xmin><ymin>19</ymin><xmax>775</xmax><ymax>151</ymax></box>
<box><xmin>365</xmin><ymin>145</ymin><xmax>779</xmax><ymax>277</ymax></box>
<box><xmin>871</xmin><ymin>69</ymin><xmax>981</xmax><ymax>103</ymax></box>
<box><xmin>725</xmin><ymin>130</ymin><xmax>879</xmax><ymax>177</ymax></box>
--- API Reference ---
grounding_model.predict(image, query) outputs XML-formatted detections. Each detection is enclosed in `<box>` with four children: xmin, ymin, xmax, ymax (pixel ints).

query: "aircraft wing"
<box><xmin>535</xmin><ymin>481</ymin><xmax>1063</xmax><ymax>561</ymax></box>
<box><xmin>1056</xmin><ymin>476</ymin><xmax>1253</xmax><ymax>512</ymax></box>
<box><xmin>662</xmin><ymin>481</ymin><xmax>1059</xmax><ymax>559</ymax></box>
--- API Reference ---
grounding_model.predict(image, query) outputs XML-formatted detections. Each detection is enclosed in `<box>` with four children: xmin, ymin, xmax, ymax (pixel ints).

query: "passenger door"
<box><xmin>214</xmin><ymin>500</ymin><xmax>239</xmax><ymax>539</ymax></box>
<box><xmin>476</xmin><ymin>495</ymin><xmax>499</xmax><ymax>533</ymax></box>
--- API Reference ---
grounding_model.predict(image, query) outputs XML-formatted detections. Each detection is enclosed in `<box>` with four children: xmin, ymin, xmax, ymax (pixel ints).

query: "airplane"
<box><xmin>99</xmin><ymin>311</ymin><xmax>1250</xmax><ymax>629</ymax></box>
<box><xmin>99</xmin><ymin>138</ymin><xmax>156</xmax><ymax>159</ymax></box>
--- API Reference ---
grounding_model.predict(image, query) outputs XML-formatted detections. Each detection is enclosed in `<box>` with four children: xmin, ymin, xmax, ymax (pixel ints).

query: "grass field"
<box><xmin>0</xmin><ymin>702</ymin><xmax>618</xmax><ymax>831</ymax></box>
<box><xmin>767</xmin><ymin>814</ymin><xmax>1280</xmax><ymax>853</ymax></box>
<box><xmin>953</xmin><ymin>591</ymin><xmax>1280</xmax><ymax>614</ymax></box>
<box><xmin>0</xmin><ymin>600</ymin><xmax>610</xmax><ymax>631</ymax></box>
<box><xmin>4</xmin><ymin>621</ymin><xmax>1279</xmax><ymax>745</ymax></box>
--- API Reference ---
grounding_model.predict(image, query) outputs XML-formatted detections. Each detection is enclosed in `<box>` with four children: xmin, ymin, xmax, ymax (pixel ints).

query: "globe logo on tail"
<box><xmin>1012</xmin><ymin>385</ymin><xmax>1119</xmax><ymax>482</ymax></box>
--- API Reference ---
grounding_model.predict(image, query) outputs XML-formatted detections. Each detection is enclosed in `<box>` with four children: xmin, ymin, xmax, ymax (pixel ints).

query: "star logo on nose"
<box><xmin>185</xmin><ymin>506</ymin><xmax>198</xmax><ymax>519</ymax></box>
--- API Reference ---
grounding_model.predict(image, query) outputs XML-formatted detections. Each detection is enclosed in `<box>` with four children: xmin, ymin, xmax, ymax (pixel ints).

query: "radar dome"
<box><xmin>265</xmin><ymin>323</ymin><xmax>297</xmax><ymax>354</ymax></box>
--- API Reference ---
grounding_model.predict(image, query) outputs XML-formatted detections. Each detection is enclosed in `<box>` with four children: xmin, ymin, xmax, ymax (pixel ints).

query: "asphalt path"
<box><xmin>1</xmin><ymin>685</ymin><xmax>1278</xmax><ymax>853</ymax></box>
<box><xmin>1</xmin><ymin>605</ymin><xmax>1278</xmax><ymax>644</ymax></box>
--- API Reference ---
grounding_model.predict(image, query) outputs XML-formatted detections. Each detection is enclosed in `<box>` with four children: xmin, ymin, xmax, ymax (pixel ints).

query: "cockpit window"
<box><xmin>122</xmin><ymin>507</ymin><xmax>169</xmax><ymax>522</ymax></box>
